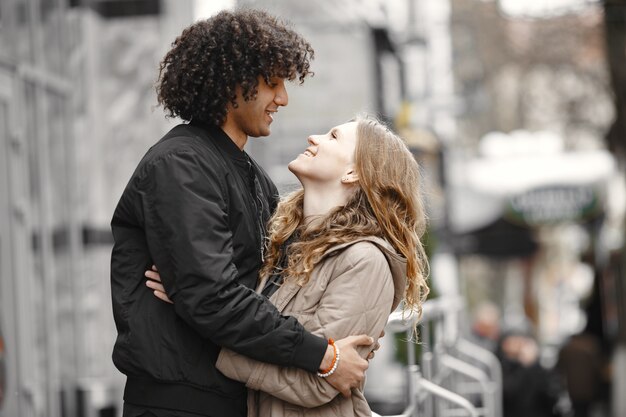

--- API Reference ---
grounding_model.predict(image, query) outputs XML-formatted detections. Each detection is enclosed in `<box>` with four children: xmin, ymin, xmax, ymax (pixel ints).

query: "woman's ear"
<box><xmin>341</xmin><ymin>169</ymin><xmax>359</xmax><ymax>184</ymax></box>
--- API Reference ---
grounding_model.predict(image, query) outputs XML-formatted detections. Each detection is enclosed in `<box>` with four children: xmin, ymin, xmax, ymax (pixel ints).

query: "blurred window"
<box><xmin>14</xmin><ymin>0</ymin><xmax>32</xmax><ymax>64</ymax></box>
<box><xmin>0</xmin><ymin>0</ymin><xmax>9</xmax><ymax>61</ymax></box>
<box><xmin>40</xmin><ymin>0</ymin><xmax>65</xmax><ymax>75</ymax></box>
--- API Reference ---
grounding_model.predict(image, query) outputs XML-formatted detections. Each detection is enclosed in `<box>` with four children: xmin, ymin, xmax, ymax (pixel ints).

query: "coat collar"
<box><xmin>261</xmin><ymin>236</ymin><xmax>408</xmax><ymax>313</ymax></box>
<box><xmin>324</xmin><ymin>236</ymin><xmax>408</xmax><ymax>312</ymax></box>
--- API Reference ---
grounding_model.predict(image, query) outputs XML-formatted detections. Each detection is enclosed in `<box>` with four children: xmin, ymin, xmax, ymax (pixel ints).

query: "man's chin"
<box><xmin>250</xmin><ymin>128</ymin><xmax>271</xmax><ymax>138</ymax></box>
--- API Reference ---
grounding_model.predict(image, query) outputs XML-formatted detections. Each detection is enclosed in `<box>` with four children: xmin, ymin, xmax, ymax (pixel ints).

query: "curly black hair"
<box><xmin>156</xmin><ymin>9</ymin><xmax>314</xmax><ymax>126</ymax></box>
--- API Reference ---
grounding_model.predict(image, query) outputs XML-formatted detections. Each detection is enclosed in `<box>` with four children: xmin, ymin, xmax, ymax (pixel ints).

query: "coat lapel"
<box><xmin>270</xmin><ymin>281</ymin><xmax>302</xmax><ymax>312</ymax></box>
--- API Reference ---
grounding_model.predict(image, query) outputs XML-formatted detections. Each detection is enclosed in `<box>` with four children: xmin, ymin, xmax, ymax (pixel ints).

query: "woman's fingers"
<box><xmin>144</xmin><ymin>267</ymin><xmax>173</xmax><ymax>304</ymax></box>
<box><xmin>145</xmin><ymin>279</ymin><xmax>173</xmax><ymax>304</ymax></box>
<box><xmin>146</xmin><ymin>279</ymin><xmax>165</xmax><ymax>292</ymax></box>
<box><xmin>152</xmin><ymin>289</ymin><xmax>173</xmax><ymax>304</ymax></box>
<box><xmin>145</xmin><ymin>269</ymin><xmax>162</xmax><ymax>281</ymax></box>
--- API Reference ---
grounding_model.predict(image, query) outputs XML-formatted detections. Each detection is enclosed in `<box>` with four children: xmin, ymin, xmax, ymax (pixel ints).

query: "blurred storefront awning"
<box><xmin>448</xmin><ymin>130</ymin><xmax>616</xmax><ymax>257</ymax></box>
<box><xmin>453</xmin><ymin>217</ymin><xmax>539</xmax><ymax>258</ymax></box>
<box><xmin>465</xmin><ymin>149</ymin><xmax>615</xmax><ymax>197</ymax></box>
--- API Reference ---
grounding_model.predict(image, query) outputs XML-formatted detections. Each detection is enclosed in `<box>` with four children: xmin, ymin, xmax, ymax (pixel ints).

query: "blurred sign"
<box><xmin>505</xmin><ymin>185</ymin><xmax>601</xmax><ymax>225</ymax></box>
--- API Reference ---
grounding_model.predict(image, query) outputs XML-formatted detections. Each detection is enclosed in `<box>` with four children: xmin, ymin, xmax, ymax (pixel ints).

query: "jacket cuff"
<box><xmin>291</xmin><ymin>332</ymin><xmax>328</xmax><ymax>373</ymax></box>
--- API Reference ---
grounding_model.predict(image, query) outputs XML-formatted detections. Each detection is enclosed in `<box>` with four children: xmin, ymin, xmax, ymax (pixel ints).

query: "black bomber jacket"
<box><xmin>110</xmin><ymin>122</ymin><xmax>327</xmax><ymax>416</ymax></box>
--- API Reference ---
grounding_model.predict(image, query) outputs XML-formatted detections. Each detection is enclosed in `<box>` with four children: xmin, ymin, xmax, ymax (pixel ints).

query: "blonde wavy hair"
<box><xmin>260</xmin><ymin>116</ymin><xmax>429</xmax><ymax>315</ymax></box>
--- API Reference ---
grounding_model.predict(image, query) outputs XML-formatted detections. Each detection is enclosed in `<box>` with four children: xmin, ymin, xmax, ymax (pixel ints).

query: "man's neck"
<box><xmin>221</xmin><ymin>123</ymin><xmax>248</xmax><ymax>150</ymax></box>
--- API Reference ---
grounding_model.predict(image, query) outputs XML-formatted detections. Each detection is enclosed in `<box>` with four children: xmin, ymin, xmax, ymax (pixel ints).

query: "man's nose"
<box><xmin>275</xmin><ymin>82</ymin><xmax>288</xmax><ymax>106</ymax></box>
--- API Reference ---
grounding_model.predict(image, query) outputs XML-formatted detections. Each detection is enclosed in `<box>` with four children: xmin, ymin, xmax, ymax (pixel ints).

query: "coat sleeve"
<box><xmin>215</xmin><ymin>243</ymin><xmax>396</xmax><ymax>407</ymax></box>
<box><xmin>140</xmin><ymin>149</ymin><xmax>326</xmax><ymax>371</ymax></box>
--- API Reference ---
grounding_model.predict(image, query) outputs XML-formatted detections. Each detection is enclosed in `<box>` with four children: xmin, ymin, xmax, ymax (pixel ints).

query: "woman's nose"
<box><xmin>307</xmin><ymin>135</ymin><xmax>319</xmax><ymax>145</ymax></box>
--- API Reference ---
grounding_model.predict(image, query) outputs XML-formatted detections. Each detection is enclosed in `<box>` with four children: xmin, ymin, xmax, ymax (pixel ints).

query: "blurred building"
<box><xmin>445</xmin><ymin>2</ymin><xmax>624</xmax><ymax>416</ymax></box>
<box><xmin>1</xmin><ymin>1</ymin><xmax>80</xmax><ymax>416</ymax></box>
<box><xmin>0</xmin><ymin>1</ymin><xmax>192</xmax><ymax>416</ymax></box>
<box><xmin>447</xmin><ymin>0</ymin><xmax>618</xmax><ymax>349</ymax></box>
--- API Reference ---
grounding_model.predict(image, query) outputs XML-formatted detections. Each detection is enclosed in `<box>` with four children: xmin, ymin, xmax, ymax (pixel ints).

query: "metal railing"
<box><xmin>376</xmin><ymin>296</ymin><xmax>503</xmax><ymax>417</ymax></box>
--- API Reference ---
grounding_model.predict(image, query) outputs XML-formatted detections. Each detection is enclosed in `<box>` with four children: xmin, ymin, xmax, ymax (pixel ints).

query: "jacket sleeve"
<box><xmin>139</xmin><ymin>149</ymin><xmax>327</xmax><ymax>372</ymax></box>
<box><xmin>215</xmin><ymin>243</ymin><xmax>396</xmax><ymax>407</ymax></box>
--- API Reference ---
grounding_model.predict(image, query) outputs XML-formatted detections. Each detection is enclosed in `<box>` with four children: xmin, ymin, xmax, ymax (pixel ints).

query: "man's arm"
<box><xmin>145</xmin><ymin>265</ymin><xmax>372</xmax><ymax>396</ymax></box>
<box><xmin>140</xmin><ymin>149</ymin><xmax>326</xmax><ymax>371</ymax></box>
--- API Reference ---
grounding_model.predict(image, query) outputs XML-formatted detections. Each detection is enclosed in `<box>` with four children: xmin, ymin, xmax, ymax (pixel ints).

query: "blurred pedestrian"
<box><xmin>147</xmin><ymin>116</ymin><xmax>430</xmax><ymax>416</ymax></box>
<box><xmin>556</xmin><ymin>265</ymin><xmax>611</xmax><ymax>417</ymax></box>
<box><xmin>110</xmin><ymin>9</ymin><xmax>373</xmax><ymax>417</ymax></box>
<box><xmin>497</xmin><ymin>328</ymin><xmax>562</xmax><ymax>417</ymax></box>
<box><xmin>557</xmin><ymin>333</ymin><xmax>605</xmax><ymax>417</ymax></box>
<box><xmin>470</xmin><ymin>301</ymin><xmax>501</xmax><ymax>352</ymax></box>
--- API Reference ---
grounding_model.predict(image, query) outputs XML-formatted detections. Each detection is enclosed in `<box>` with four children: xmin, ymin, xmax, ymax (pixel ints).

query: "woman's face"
<box><xmin>288</xmin><ymin>121</ymin><xmax>358</xmax><ymax>184</ymax></box>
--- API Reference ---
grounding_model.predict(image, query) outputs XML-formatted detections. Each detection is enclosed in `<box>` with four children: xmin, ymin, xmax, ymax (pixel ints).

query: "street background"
<box><xmin>1</xmin><ymin>0</ymin><xmax>625</xmax><ymax>416</ymax></box>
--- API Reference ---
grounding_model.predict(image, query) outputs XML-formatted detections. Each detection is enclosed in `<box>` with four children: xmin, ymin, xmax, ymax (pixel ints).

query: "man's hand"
<box><xmin>322</xmin><ymin>335</ymin><xmax>373</xmax><ymax>397</ymax></box>
<box><xmin>367</xmin><ymin>329</ymin><xmax>385</xmax><ymax>360</ymax></box>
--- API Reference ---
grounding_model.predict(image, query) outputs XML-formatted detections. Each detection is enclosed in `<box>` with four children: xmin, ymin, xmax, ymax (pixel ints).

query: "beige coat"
<box><xmin>216</xmin><ymin>236</ymin><xmax>407</xmax><ymax>417</ymax></box>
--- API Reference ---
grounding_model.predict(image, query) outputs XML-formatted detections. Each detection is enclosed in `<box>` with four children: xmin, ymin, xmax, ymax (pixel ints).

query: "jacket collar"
<box><xmin>188</xmin><ymin>120</ymin><xmax>248</xmax><ymax>163</ymax></box>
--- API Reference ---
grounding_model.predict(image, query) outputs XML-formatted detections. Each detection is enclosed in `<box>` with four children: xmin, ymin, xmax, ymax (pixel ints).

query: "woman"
<box><xmin>147</xmin><ymin>115</ymin><xmax>429</xmax><ymax>416</ymax></box>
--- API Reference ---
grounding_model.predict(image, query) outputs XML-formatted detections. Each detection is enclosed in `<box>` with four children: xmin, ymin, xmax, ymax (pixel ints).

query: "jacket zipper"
<box><xmin>247</xmin><ymin>157</ymin><xmax>266</xmax><ymax>262</ymax></box>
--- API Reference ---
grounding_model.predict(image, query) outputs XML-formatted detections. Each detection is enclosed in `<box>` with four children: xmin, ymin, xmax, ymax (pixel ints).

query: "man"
<box><xmin>111</xmin><ymin>9</ymin><xmax>372</xmax><ymax>417</ymax></box>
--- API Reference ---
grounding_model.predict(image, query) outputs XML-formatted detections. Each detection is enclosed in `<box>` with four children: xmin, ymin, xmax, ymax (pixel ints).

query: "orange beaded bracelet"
<box><xmin>317</xmin><ymin>338</ymin><xmax>340</xmax><ymax>378</ymax></box>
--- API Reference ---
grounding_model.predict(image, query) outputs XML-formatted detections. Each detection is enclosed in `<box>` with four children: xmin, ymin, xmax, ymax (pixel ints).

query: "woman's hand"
<box><xmin>145</xmin><ymin>265</ymin><xmax>173</xmax><ymax>304</ymax></box>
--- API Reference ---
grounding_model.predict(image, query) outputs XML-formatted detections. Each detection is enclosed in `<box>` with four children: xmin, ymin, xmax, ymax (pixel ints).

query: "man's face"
<box><xmin>222</xmin><ymin>76</ymin><xmax>288</xmax><ymax>148</ymax></box>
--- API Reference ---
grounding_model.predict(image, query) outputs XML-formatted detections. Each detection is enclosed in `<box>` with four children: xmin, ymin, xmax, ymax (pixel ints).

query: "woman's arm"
<box><xmin>215</xmin><ymin>243</ymin><xmax>395</xmax><ymax>407</ymax></box>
